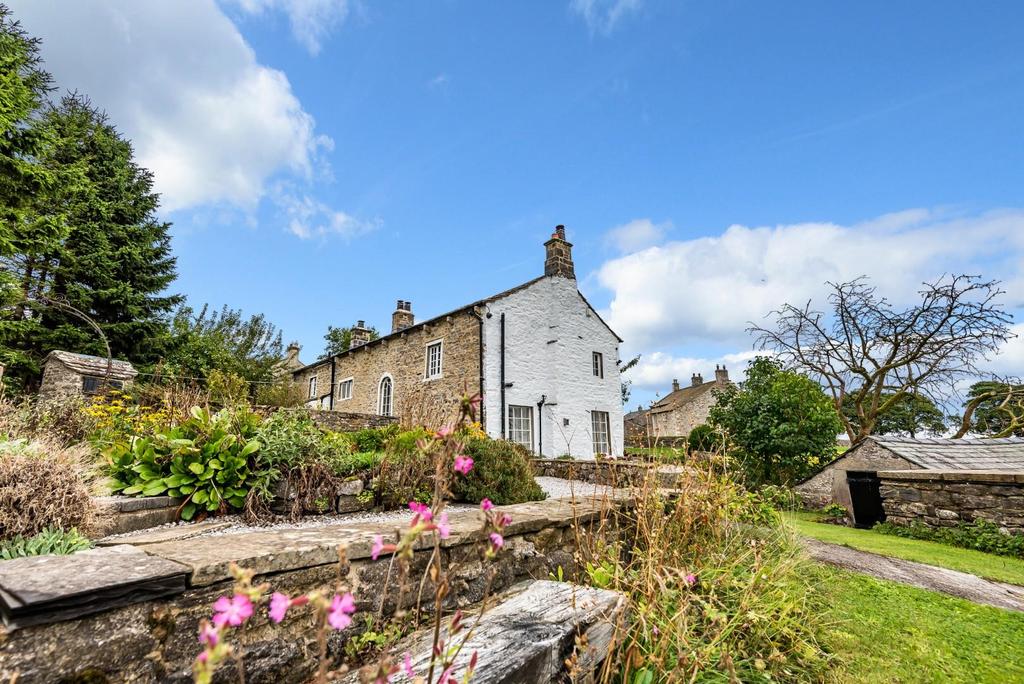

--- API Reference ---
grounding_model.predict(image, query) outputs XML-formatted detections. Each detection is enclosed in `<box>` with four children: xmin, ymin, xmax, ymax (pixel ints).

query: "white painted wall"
<box><xmin>481</xmin><ymin>276</ymin><xmax>624</xmax><ymax>459</ymax></box>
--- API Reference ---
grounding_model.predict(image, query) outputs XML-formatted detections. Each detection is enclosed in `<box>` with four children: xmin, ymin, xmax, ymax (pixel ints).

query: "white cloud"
<box><xmin>427</xmin><ymin>73</ymin><xmax>451</xmax><ymax>90</ymax></box>
<box><xmin>280</xmin><ymin>192</ymin><xmax>381</xmax><ymax>240</ymax></box>
<box><xmin>230</xmin><ymin>0</ymin><xmax>352</xmax><ymax>55</ymax></box>
<box><xmin>985</xmin><ymin>323</ymin><xmax>1024</xmax><ymax>378</ymax></box>
<box><xmin>597</xmin><ymin>209</ymin><xmax>1024</xmax><ymax>350</ymax></box>
<box><xmin>569</xmin><ymin>0</ymin><xmax>642</xmax><ymax>34</ymax></box>
<box><xmin>605</xmin><ymin>218</ymin><xmax>669</xmax><ymax>252</ymax></box>
<box><xmin>630</xmin><ymin>350</ymin><xmax>760</xmax><ymax>395</ymax></box>
<box><xmin>8</xmin><ymin>1</ymin><xmax>338</xmax><ymax>215</ymax></box>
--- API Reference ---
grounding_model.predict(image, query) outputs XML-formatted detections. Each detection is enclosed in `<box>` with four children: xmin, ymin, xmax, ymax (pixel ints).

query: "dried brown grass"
<box><xmin>0</xmin><ymin>439</ymin><xmax>96</xmax><ymax>539</ymax></box>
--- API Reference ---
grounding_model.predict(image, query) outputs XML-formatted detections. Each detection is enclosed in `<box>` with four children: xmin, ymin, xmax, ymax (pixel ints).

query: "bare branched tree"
<box><xmin>750</xmin><ymin>275</ymin><xmax>1014</xmax><ymax>445</ymax></box>
<box><xmin>952</xmin><ymin>378</ymin><xmax>1024</xmax><ymax>438</ymax></box>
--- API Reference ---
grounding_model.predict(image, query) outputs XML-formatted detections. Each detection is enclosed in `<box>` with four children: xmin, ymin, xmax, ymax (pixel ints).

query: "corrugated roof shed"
<box><xmin>871</xmin><ymin>436</ymin><xmax>1024</xmax><ymax>471</ymax></box>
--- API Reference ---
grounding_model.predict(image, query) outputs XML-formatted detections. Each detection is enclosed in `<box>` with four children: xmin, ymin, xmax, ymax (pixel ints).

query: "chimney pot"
<box><xmin>672</xmin><ymin>378</ymin><xmax>680</xmax><ymax>392</ymax></box>
<box><xmin>392</xmin><ymin>300</ymin><xmax>414</xmax><ymax>333</ymax></box>
<box><xmin>544</xmin><ymin>224</ymin><xmax>575</xmax><ymax>279</ymax></box>
<box><xmin>715</xmin><ymin>365</ymin><xmax>729</xmax><ymax>384</ymax></box>
<box><xmin>351</xmin><ymin>321</ymin><xmax>372</xmax><ymax>349</ymax></box>
<box><xmin>691</xmin><ymin>373</ymin><xmax>704</xmax><ymax>387</ymax></box>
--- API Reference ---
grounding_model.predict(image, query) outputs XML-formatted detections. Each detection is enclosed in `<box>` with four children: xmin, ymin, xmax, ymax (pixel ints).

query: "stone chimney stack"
<box><xmin>350</xmin><ymin>320</ymin><xmax>372</xmax><ymax>348</ymax></box>
<box><xmin>284</xmin><ymin>342</ymin><xmax>301</xmax><ymax>364</ymax></box>
<box><xmin>392</xmin><ymin>300</ymin><xmax>414</xmax><ymax>333</ymax></box>
<box><xmin>672</xmin><ymin>378</ymin><xmax>680</xmax><ymax>392</ymax></box>
<box><xmin>715</xmin><ymin>364</ymin><xmax>729</xmax><ymax>384</ymax></box>
<box><xmin>544</xmin><ymin>225</ymin><xmax>575</xmax><ymax>279</ymax></box>
<box><xmin>691</xmin><ymin>373</ymin><xmax>704</xmax><ymax>387</ymax></box>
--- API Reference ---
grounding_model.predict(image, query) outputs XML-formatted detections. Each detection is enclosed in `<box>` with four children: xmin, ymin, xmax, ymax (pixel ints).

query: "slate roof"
<box><xmin>45</xmin><ymin>350</ymin><xmax>137</xmax><ymax>381</ymax></box>
<box><xmin>870</xmin><ymin>435</ymin><xmax>1024</xmax><ymax>471</ymax></box>
<box><xmin>294</xmin><ymin>275</ymin><xmax>622</xmax><ymax>375</ymax></box>
<box><xmin>649</xmin><ymin>380</ymin><xmax>724</xmax><ymax>415</ymax></box>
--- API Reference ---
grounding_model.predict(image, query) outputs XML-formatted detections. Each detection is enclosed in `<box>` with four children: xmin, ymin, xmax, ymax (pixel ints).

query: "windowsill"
<box><xmin>423</xmin><ymin>374</ymin><xmax>444</xmax><ymax>383</ymax></box>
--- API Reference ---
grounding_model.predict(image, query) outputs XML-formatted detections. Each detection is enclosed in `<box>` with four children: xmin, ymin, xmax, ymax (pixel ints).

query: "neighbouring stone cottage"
<box><xmin>796</xmin><ymin>435</ymin><xmax>1024</xmax><ymax>529</ymax></box>
<box><xmin>644</xmin><ymin>366</ymin><xmax>732</xmax><ymax>440</ymax></box>
<box><xmin>38</xmin><ymin>350</ymin><xmax>137</xmax><ymax>400</ymax></box>
<box><xmin>292</xmin><ymin>227</ymin><xmax>625</xmax><ymax>459</ymax></box>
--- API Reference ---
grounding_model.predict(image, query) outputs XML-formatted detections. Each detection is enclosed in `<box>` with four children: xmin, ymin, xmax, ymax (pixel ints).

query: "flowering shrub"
<box><xmin>193</xmin><ymin>392</ymin><xmax>513</xmax><ymax>683</ymax></box>
<box><xmin>81</xmin><ymin>390</ymin><xmax>171</xmax><ymax>446</ymax></box>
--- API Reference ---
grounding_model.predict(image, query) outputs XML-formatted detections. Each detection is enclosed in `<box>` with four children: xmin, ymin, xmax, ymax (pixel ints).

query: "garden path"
<box><xmin>804</xmin><ymin>538</ymin><xmax>1024</xmax><ymax>612</ymax></box>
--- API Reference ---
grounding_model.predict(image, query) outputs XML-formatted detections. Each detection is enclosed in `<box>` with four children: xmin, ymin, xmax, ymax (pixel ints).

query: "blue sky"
<box><xmin>10</xmin><ymin>0</ymin><xmax>1024</xmax><ymax>407</ymax></box>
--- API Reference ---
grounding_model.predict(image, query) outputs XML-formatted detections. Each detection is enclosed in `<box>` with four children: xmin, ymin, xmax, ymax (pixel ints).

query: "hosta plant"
<box><xmin>106</xmin><ymin>406</ymin><xmax>262</xmax><ymax>520</ymax></box>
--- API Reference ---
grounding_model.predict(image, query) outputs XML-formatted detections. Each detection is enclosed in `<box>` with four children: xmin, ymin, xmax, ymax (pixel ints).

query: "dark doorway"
<box><xmin>846</xmin><ymin>471</ymin><xmax>886</xmax><ymax>528</ymax></box>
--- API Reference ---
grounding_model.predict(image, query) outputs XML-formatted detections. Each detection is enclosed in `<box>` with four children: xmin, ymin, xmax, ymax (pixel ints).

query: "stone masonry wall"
<box><xmin>649</xmin><ymin>386</ymin><xmax>720</xmax><ymax>439</ymax></box>
<box><xmin>294</xmin><ymin>310</ymin><xmax>481</xmax><ymax>428</ymax></box>
<box><xmin>37</xmin><ymin>360</ymin><xmax>82</xmax><ymax>400</ymax></box>
<box><xmin>0</xmin><ymin>497</ymin><xmax>622</xmax><ymax>683</ymax></box>
<box><xmin>879</xmin><ymin>470</ymin><xmax>1024</xmax><ymax>533</ymax></box>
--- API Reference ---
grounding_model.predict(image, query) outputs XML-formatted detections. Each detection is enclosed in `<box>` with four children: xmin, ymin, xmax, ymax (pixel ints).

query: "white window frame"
<box><xmin>308</xmin><ymin>376</ymin><xmax>317</xmax><ymax>399</ymax></box>
<box><xmin>337</xmin><ymin>377</ymin><xmax>353</xmax><ymax>401</ymax></box>
<box><xmin>508</xmin><ymin>405</ymin><xmax>533</xmax><ymax>451</ymax></box>
<box><xmin>592</xmin><ymin>351</ymin><xmax>604</xmax><ymax>378</ymax></box>
<box><xmin>424</xmin><ymin>339</ymin><xmax>443</xmax><ymax>380</ymax></box>
<box><xmin>591</xmin><ymin>410</ymin><xmax>611</xmax><ymax>456</ymax></box>
<box><xmin>378</xmin><ymin>374</ymin><xmax>394</xmax><ymax>417</ymax></box>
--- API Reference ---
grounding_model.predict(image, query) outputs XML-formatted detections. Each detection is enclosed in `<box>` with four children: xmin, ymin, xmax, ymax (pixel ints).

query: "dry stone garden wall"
<box><xmin>0</xmin><ymin>495</ymin><xmax>627</xmax><ymax>683</ymax></box>
<box><xmin>879</xmin><ymin>470</ymin><xmax>1024</xmax><ymax>533</ymax></box>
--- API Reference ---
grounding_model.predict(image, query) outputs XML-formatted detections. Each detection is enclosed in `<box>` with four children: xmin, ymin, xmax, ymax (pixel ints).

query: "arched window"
<box><xmin>378</xmin><ymin>375</ymin><xmax>393</xmax><ymax>416</ymax></box>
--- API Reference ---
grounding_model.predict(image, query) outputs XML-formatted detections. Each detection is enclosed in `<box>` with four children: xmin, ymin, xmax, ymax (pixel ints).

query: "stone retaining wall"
<box><xmin>90</xmin><ymin>495</ymin><xmax>182</xmax><ymax>538</ymax></box>
<box><xmin>1</xmin><ymin>495</ymin><xmax>627</xmax><ymax>683</ymax></box>
<box><xmin>255</xmin><ymin>406</ymin><xmax>397</xmax><ymax>432</ymax></box>
<box><xmin>879</xmin><ymin>470</ymin><xmax>1024</xmax><ymax>533</ymax></box>
<box><xmin>533</xmin><ymin>458</ymin><xmax>689</xmax><ymax>489</ymax></box>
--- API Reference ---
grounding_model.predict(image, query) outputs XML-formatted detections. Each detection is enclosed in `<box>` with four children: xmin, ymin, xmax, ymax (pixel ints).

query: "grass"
<box><xmin>816</xmin><ymin>565</ymin><xmax>1024</xmax><ymax>683</ymax></box>
<box><xmin>785</xmin><ymin>510</ymin><xmax>1024</xmax><ymax>586</ymax></box>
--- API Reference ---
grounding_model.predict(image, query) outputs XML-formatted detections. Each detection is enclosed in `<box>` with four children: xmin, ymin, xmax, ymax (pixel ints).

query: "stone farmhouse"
<box><xmin>646</xmin><ymin>366</ymin><xmax>732</xmax><ymax>439</ymax></box>
<box><xmin>38</xmin><ymin>350</ymin><xmax>137</xmax><ymax>400</ymax></box>
<box><xmin>292</xmin><ymin>227</ymin><xmax>625</xmax><ymax>459</ymax></box>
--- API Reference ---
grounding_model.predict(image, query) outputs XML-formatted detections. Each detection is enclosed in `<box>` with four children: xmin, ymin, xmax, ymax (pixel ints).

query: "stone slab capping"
<box><xmin>341</xmin><ymin>580</ymin><xmax>628</xmax><ymax>683</ymax></box>
<box><xmin>878</xmin><ymin>469</ymin><xmax>1024</xmax><ymax>533</ymax></box>
<box><xmin>543</xmin><ymin>224</ymin><xmax>575</xmax><ymax>279</ymax></box>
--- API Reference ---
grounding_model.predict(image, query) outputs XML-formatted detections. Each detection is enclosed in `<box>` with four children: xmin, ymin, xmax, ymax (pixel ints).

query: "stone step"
<box><xmin>346</xmin><ymin>580</ymin><xmax>627</xmax><ymax>683</ymax></box>
<box><xmin>95</xmin><ymin>520</ymin><xmax>236</xmax><ymax>546</ymax></box>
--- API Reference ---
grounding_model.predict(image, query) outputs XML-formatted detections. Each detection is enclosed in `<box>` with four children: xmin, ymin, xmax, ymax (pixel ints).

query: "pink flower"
<box><xmin>268</xmin><ymin>592</ymin><xmax>291</xmax><ymax>623</ymax></box>
<box><xmin>198</xmin><ymin>622</ymin><xmax>219</xmax><ymax>646</ymax></box>
<box><xmin>480</xmin><ymin>498</ymin><xmax>494</xmax><ymax>511</ymax></box>
<box><xmin>453</xmin><ymin>454</ymin><xmax>474</xmax><ymax>475</ymax></box>
<box><xmin>437</xmin><ymin>512</ymin><xmax>450</xmax><ymax>539</ymax></box>
<box><xmin>402</xmin><ymin>652</ymin><xmax>416</xmax><ymax>677</ymax></box>
<box><xmin>685</xmin><ymin>573</ymin><xmax>698</xmax><ymax>587</ymax></box>
<box><xmin>438</xmin><ymin>665</ymin><xmax>457</xmax><ymax>683</ymax></box>
<box><xmin>197</xmin><ymin>651</ymin><xmax>209</xmax><ymax>664</ymax></box>
<box><xmin>212</xmin><ymin>593</ymin><xmax>253</xmax><ymax>628</ymax></box>
<box><xmin>408</xmin><ymin>501</ymin><xmax>433</xmax><ymax>522</ymax></box>
<box><xmin>436</xmin><ymin>424</ymin><xmax>454</xmax><ymax>438</ymax></box>
<box><xmin>498</xmin><ymin>513</ymin><xmax>512</xmax><ymax>528</ymax></box>
<box><xmin>489</xmin><ymin>532</ymin><xmax>504</xmax><ymax>549</ymax></box>
<box><xmin>327</xmin><ymin>592</ymin><xmax>357</xmax><ymax>630</ymax></box>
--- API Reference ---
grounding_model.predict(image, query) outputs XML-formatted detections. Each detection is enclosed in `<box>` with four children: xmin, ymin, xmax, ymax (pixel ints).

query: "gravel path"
<box><xmin>804</xmin><ymin>538</ymin><xmax>1024</xmax><ymax>612</ymax></box>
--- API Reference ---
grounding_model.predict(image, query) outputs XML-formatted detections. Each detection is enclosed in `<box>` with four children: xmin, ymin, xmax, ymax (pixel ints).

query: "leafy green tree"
<box><xmin>162</xmin><ymin>304</ymin><xmax>284</xmax><ymax>386</ymax></box>
<box><xmin>841</xmin><ymin>392</ymin><xmax>947</xmax><ymax>438</ymax></box>
<box><xmin>1</xmin><ymin>94</ymin><xmax>180</xmax><ymax>387</ymax></box>
<box><xmin>709</xmin><ymin>356</ymin><xmax>842</xmax><ymax>486</ymax></box>
<box><xmin>320</xmin><ymin>324</ymin><xmax>379</xmax><ymax>358</ymax></box>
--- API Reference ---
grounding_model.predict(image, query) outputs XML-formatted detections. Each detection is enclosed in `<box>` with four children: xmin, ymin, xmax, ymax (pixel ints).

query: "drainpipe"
<box><xmin>500</xmin><ymin>313</ymin><xmax>506</xmax><ymax>439</ymax></box>
<box><xmin>473</xmin><ymin>307</ymin><xmax>486</xmax><ymax>427</ymax></box>
<box><xmin>328</xmin><ymin>356</ymin><xmax>336</xmax><ymax>410</ymax></box>
<box><xmin>536</xmin><ymin>394</ymin><xmax>546</xmax><ymax>457</ymax></box>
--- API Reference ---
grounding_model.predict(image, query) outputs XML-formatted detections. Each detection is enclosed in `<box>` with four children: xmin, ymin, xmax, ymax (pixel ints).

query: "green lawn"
<box><xmin>816</xmin><ymin>566</ymin><xmax>1024</xmax><ymax>683</ymax></box>
<box><xmin>785</xmin><ymin>510</ymin><xmax>1024</xmax><ymax>586</ymax></box>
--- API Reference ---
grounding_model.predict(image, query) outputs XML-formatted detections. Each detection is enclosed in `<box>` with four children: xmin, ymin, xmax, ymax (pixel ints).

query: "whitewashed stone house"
<box><xmin>293</xmin><ymin>226</ymin><xmax>625</xmax><ymax>458</ymax></box>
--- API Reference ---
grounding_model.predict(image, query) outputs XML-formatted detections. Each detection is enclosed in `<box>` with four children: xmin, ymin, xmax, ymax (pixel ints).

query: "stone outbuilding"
<box><xmin>38</xmin><ymin>350</ymin><xmax>137</xmax><ymax>399</ymax></box>
<box><xmin>796</xmin><ymin>435</ymin><xmax>1024</xmax><ymax>527</ymax></box>
<box><xmin>646</xmin><ymin>366</ymin><xmax>731</xmax><ymax>440</ymax></box>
